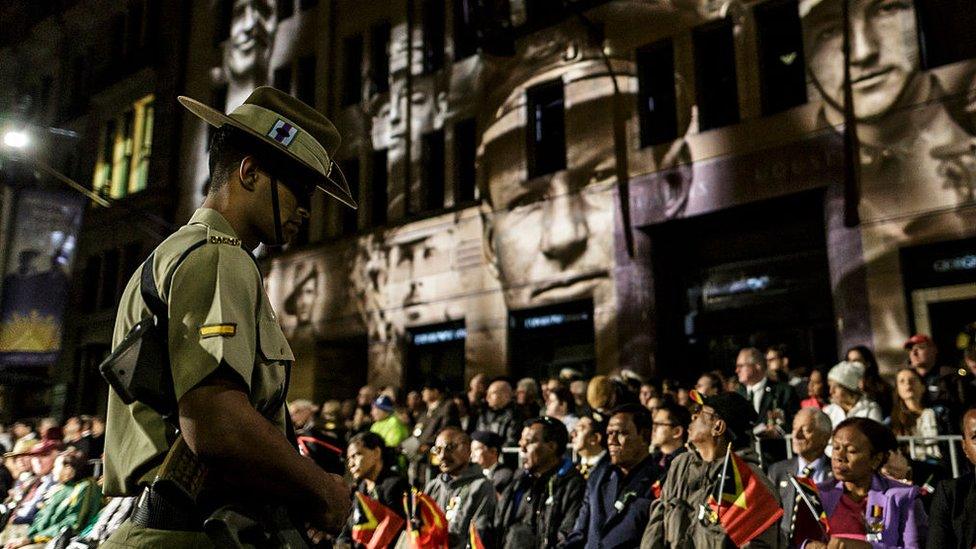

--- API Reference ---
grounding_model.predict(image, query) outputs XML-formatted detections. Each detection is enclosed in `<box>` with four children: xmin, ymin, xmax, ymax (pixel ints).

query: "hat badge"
<box><xmin>269</xmin><ymin>119</ymin><xmax>299</xmax><ymax>147</ymax></box>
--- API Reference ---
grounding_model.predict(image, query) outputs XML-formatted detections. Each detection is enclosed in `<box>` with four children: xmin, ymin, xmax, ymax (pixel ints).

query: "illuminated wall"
<box><xmin>176</xmin><ymin>0</ymin><xmax>976</xmax><ymax>398</ymax></box>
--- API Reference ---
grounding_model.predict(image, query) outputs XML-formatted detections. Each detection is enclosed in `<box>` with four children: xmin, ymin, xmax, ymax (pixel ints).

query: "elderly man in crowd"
<box><xmin>470</xmin><ymin>430</ymin><xmax>512</xmax><ymax>498</ymax></box>
<box><xmin>424</xmin><ymin>427</ymin><xmax>495</xmax><ymax>549</ymax></box>
<box><xmin>572</xmin><ymin>413</ymin><xmax>608</xmax><ymax>480</ymax></box>
<box><xmin>475</xmin><ymin>379</ymin><xmax>525</xmax><ymax>453</ymax></box>
<box><xmin>642</xmin><ymin>392</ymin><xmax>784</xmax><ymax>548</ymax></box>
<box><xmin>767</xmin><ymin>408</ymin><xmax>834</xmax><ymax>541</ymax></box>
<box><xmin>563</xmin><ymin>404</ymin><xmax>659</xmax><ymax>549</ymax></box>
<box><xmin>497</xmin><ymin>417</ymin><xmax>584</xmax><ymax>548</ymax></box>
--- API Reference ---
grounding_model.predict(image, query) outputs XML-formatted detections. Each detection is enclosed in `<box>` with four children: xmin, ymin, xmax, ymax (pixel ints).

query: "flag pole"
<box><xmin>713</xmin><ymin>442</ymin><xmax>733</xmax><ymax>520</ymax></box>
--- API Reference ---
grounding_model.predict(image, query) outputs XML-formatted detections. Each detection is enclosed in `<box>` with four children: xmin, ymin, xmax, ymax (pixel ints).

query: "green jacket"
<box><xmin>27</xmin><ymin>477</ymin><xmax>103</xmax><ymax>543</ymax></box>
<box><xmin>370</xmin><ymin>414</ymin><xmax>409</xmax><ymax>448</ymax></box>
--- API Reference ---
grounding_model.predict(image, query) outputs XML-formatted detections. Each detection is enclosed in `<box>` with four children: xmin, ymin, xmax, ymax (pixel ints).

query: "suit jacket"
<box><xmin>738</xmin><ymin>379</ymin><xmax>800</xmax><ymax>429</ymax></box>
<box><xmin>561</xmin><ymin>454</ymin><xmax>660</xmax><ymax>549</ymax></box>
<box><xmin>489</xmin><ymin>463</ymin><xmax>514</xmax><ymax>497</ymax></box>
<box><xmin>926</xmin><ymin>473</ymin><xmax>976</xmax><ymax>549</ymax></box>
<box><xmin>817</xmin><ymin>474</ymin><xmax>928</xmax><ymax>549</ymax></box>
<box><xmin>767</xmin><ymin>455</ymin><xmax>833</xmax><ymax>541</ymax></box>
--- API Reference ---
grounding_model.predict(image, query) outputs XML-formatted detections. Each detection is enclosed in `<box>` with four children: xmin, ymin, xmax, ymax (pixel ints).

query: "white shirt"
<box><xmin>579</xmin><ymin>449</ymin><xmax>606</xmax><ymax>468</ymax></box>
<box><xmin>745</xmin><ymin>378</ymin><xmax>768</xmax><ymax>414</ymax></box>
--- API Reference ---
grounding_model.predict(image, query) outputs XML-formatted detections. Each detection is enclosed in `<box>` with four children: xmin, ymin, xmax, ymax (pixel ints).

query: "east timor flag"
<box><xmin>707</xmin><ymin>449</ymin><xmax>784</xmax><ymax>547</ymax></box>
<box><xmin>351</xmin><ymin>491</ymin><xmax>405</xmax><ymax>549</ymax></box>
<box><xmin>403</xmin><ymin>489</ymin><xmax>449</xmax><ymax>549</ymax></box>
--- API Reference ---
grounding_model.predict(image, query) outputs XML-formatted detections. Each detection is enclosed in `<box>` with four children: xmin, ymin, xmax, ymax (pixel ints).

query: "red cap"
<box><xmin>904</xmin><ymin>334</ymin><xmax>933</xmax><ymax>350</ymax></box>
<box><xmin>8</xmin><ymin>438</ymin><xmax>63</xmax><ymax>458</ymax></box>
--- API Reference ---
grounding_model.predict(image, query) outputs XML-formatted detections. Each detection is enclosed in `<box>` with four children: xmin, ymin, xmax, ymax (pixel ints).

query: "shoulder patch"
<box><xmin>200</xmin><ymin>323</ymin><xmax>237</xmax><ymax>338</ymax></box>
<box><xmin>209</xmin><ymin>235</ymin><xmax>241</xmax><ymax>246</ymax></box>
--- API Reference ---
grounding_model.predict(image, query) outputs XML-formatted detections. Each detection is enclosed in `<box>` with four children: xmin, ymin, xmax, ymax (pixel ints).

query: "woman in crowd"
<box><xmin>803</xmin><ymin>418</ymin><xmax>928</xmax><ymax>548</ymax></box>
<box><xmin>890</xmin><ymin>368</ymin><xmax>942</xmax><ymax>462</ymax></box>
<box><xmin>822</xmin><ymin>361</ymin><xmax>883</xmax><ymax>429</ymax></box>
<box><xmin>3</xmin><ymin>450</ymin><xmax>102</xmax><ymax>549</ymax></box>
<box><xmin>847</xmin><ymin>345</ymin><xmax>894</xmax><ymax>419</ymax></box>
<box><xmin>339</xmin><ymin>432</ymin><xmax>410</xmax><ymax>548</ymax></box>
<box><xmin>801</xmin><ymin>368</ymin><xmax>828</xmax><ymax>409</ymax></box>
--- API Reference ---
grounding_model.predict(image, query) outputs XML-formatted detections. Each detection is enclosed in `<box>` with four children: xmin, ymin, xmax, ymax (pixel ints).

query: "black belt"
<box><xmin>131</xmin><ymin>485</ymin><xmax>204</xmax><ymax>532</ymax></box>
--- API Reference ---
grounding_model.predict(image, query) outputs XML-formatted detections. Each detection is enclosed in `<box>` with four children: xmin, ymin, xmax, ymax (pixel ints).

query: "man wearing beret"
<box><xmin>101</xmin><ymin>87</ymin><xmax>355</xmax><ymax>547</ymax></box>
<box><xmin>642</xmin><ymin>392</ymin><xmax>785</xmax><ymax>548</ymax></box>
<box><xmin>470</xmin><ymin>430</ymin><xmax>512</xmax><ymax>497</ymax></box>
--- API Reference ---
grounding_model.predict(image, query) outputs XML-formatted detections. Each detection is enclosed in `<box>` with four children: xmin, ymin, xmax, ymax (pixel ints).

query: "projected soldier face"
<box><xmin>294</xmin><ymin>276</ymin><xmax>317</xmax><ymax>325</ymax></box>
<box><xmin>388</xmin><ymin>229</ymin><xmax>457</xmax><ymax>324</ymax></box>
<box><xmin>803</xmin><ymin>0</ymin><xmax>920</xmax><ymax>121</ymax></box>
<box><xmin>371</xmin><ymin>77</ymin><xmax>446</xmax><ymax>159</ymax></box>
<box><xmin>226</xmin><ymin>0</ymin><xmax>277</xmax><ymax>79</ymax></box>
<box><xmin>481</xmin><ymin>67</ymin><xmax>614</xmax><ymax>311</ymax></box>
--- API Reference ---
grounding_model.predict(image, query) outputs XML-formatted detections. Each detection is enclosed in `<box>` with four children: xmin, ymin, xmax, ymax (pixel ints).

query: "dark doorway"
<box><xmin>509</xmin><ymin>300</ymin><xmax>595</xmax><ymax>381</ymax></box>
<box><xmin>315</xmin><ymin>336</ymin><xmax>368</xmax><ymax>402</ymax></box>
<box><xmin>927</xmin><ymin>298</ymin><xmax>976</xmax><ymax>369</ymax></box>
<box><xmin>406</xmin><ymin>320</ymin><xmax>466</xmax><ymax>392</ymax></box>
<box><xmin>648</xmin><ymin>190</ymin><xmax>837</xmax><ymax>383</ymax></box>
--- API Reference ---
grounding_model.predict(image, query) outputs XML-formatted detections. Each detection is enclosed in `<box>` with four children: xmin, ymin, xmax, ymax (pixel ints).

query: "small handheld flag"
<box><xmin>707</xmin><ymin>445</ymin><xmax>784</xmax><ymax>547</ymax></box>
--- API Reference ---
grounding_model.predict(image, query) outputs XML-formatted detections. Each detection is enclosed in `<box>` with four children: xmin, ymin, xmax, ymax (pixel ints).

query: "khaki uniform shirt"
<box><xmin>103</xmin><ymin>208</ymin><xmax>294</xmax><ymax>497</ymax></box>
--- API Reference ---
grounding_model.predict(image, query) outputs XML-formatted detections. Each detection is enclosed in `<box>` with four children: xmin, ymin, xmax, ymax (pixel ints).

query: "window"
<box><xmin>916</xmin><ymin>0</ymin><xmax>976</xmax><ymax>69</ymax></box>
<box><xmin>278</xmin><ymin>0</ymin><xmax>294</xmax><ymax>20</ymax></box>
<box><xmin>693</xmin><ymin>18</ymin><xmax>739</xmax><ymax>131</ymax></box>
<box><xmin>453</xmin><ymin>0</ymin><xmax>478</xmax><ymax>60</ymax></box>
<box><xmin>370</xmin><ymin>22</ymin><xmax>391</xmax><ymax>94</ymax></box>
<box><xmin>297</xmin><ymin>55</ymin><xmax>316</xmax><ymax>106</ymax></box>
<box><xmin>526</xmin><ymin>80</ymin><xmax>566</xmax><ymax>178</ymax></box>
<box><xmin>371</xmin><ymin>149</ymin><xmax>388</xmax><ymax>226</ymax></box>
<box><xmin>341</xmin><ymin>158</ymin><xmax>360</xmax><ymax>234</ymax></box>
<box><xmin>454</xmin><ymin>117</ymin><xmax>476</xmax><ymax>203</ymax></box>
<box><xmin>92</xmin><ymin>94</ymin><xmax>154</xmax><ymax>200</ymax></box>
<box><xmin>342</xmin><ymin>34</ymin><xmax>363</xmax><ymax>105</ymax></box>
<box><xmin>422</xmin><ymin>0</ymin><xmax>445</xmax><ymax>73</ymax></box>
<box><xmin>637</xmin><ymin>38</ymin><xmax>678</xmax><ymax>147</ymax></box>
<box><xmin>274</xmin><ymin>64</ymin><xmax>292</xmax><ymax>94</ymax></box>
<box><xmin>422</xmin><ymin>129</ymin><xmax>445</xmax><ymax>212</ymax></box>
<box><xmin>754</xmin><ymin>0</ymin><xmax>806</xmax><ymax>115</ymax></box>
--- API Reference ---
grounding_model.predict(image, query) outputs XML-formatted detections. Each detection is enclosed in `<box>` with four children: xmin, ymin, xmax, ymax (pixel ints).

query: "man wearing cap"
<box><xmin>642</xmin><ymin>392</ymin><xmax>784</xmax><ymax>548</ymax></box>
<box><xmin>282</xmin><ymin>262</ymin><xmax>319</xmax><ymax>339</ymax></box>
<box><xmin>904</xmin><ymin>333</ymin><xmax>964</xmax><ymax>425</ymax></box>
<box><xmin>101</xmin><ymin>87</ymin><xmax>356</xmax><ymax>547</ymax></box>
<box><xmin>369</xmin><ymin>395</ymin><xmax>409</xmax><ymax>449</ymax></box>
<box><xmin>470</xmin><ymin>430</ymin><xmax>512</xmax><ymax>497</ymax></box>
<box><xmin>0</xmin><ymin>437</ymin><xmax>62</xmax><ymax>543</ymax></box>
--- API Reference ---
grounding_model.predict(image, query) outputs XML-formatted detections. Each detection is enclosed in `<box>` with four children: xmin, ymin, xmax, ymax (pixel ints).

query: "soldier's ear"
<box><xmin>239</xmin><ymin>156</ymin><xmax>259</xmax><ymax>191</ymax></box>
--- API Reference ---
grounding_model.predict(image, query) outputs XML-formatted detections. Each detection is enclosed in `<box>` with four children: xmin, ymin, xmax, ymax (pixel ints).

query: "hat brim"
<box><xmin>178</xmin><ymin>96</ymin><xmax>358</xmax><ymax>210</ymax></box>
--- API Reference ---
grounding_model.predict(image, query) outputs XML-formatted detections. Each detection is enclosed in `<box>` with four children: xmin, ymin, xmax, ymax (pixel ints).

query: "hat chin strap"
<box><xmin>267</xmin><ymin>176</ymin><xmax>285</xmax><ymax>248</ymax></box>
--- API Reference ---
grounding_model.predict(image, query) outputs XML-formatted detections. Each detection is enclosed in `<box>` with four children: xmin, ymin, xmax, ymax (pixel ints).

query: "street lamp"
<box><xmin>2</xmin><ymin>130</ymin><xmax>28</xmax><ymax>149</ymax></box>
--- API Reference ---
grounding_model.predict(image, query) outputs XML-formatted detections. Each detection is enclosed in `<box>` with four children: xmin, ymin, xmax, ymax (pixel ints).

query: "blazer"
<box><xmin>767</xmin><ymin>455</ymin><xmax>833</xmax><ymax>541</ymax></box>
<box><xmin>561</xmin><ymin>454</ymin><xmax>660</xmax><ymax>549</ymax></box>
<box><xmin>817</xmin><ymin>474</ymin><xmax>928</xmax><ymax>549</ymax></box>
<box><xmin>926</xmin><ymin>473</ymin><xmax>976</xmax><ymax>549</ymax></box>
<box><xmin>738</xmin><ymin>379</ymin><xmax>800</xmax><ymax>428</ymax></box>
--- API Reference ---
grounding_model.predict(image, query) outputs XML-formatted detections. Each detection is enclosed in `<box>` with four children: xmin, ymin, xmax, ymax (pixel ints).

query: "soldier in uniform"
<box><xmin>101</xmin><ymin>87</ymin><xmax>356</xmax><ymax>547</ymax></box>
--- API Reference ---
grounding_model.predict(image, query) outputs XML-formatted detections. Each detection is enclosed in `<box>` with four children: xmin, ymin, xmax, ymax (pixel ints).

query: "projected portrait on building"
<box><xmin>801</xmin><ymin>0</ymin><xmax>976</xmax><ymax>223</ymax></box>
<box><xmin>478</xmin><ymin>28</ymin><xmax>615</xmax><ymax>313</ymax></box>
<box><xmin>223</xmin><ymin>0</ymin><xmax>278</xmax><ymax>110</ymax></box>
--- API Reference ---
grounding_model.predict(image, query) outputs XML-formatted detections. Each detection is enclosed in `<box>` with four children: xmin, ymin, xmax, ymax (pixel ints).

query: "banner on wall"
<box><xmin>0</xmin><ymin>190</ymin><xmax>84</xmax><ymax>366</ymax></box>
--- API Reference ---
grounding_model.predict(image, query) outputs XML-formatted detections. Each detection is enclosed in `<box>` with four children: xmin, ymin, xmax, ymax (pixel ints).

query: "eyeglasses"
<box><xmin>431</xmin><ymin>443</ymin><xmax>460</xmax><ymax>455</ymax></box>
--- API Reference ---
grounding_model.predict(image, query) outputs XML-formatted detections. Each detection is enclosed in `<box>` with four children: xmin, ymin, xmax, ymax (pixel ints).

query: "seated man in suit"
<box><xmin>767</xmin><ymin>407</ymin><xmax>834</xmax><ymax>541</ymax></box>
<box><xmin>736</xmin><ymin>347</ymin><xmax>800</xmax><ymax>464</ymax></box>
<box><xmin>470</xmin><ymin>430</ymin><xmax>513</xmax><ymax>498</ymax></box>
<box><xmin>562</xmin><ymin>404</ymin><xmax>659</xmax><ymax>549</ymax></box>
<box><xmin>927</xmin><ymin>404</ymin><xmax>976</xmax><ymax>548</ymax></box>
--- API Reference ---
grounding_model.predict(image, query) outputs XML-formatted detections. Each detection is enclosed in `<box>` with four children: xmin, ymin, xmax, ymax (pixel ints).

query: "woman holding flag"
<box><xmin>802</xmin><ymin>418</ymin><xmax>927</xmax><ymax>549</ymax></box>
<box><xmin>340</xmin><ymin>432</ymin><xmax>410</xmax><ymax>549</ymax></box>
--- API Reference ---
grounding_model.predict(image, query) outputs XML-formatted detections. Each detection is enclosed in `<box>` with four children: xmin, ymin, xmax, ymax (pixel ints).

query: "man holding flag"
<box><xmin>641</xmin><ymin>391</ymin><xmax>785</xmax><ymax>548</ymax></box>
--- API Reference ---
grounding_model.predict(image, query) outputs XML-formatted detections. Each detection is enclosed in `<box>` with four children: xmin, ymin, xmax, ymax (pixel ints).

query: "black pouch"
<box><xmin>98</xmin><ymin>252</ymin><xmax>177</xmax><ymax>418</ymax></box>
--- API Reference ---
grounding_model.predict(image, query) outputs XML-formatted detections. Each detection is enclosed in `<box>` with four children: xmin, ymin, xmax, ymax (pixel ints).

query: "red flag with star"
<box><xmin>707</xmin><ymin>449</ymin><xmax>784</xmax><ymax>547</ymax></box>
<box><xmin>351</xmin><ymin>492</ymin><xmax>405</xmax><ymax>549</ymax></box>
<box><xmin>403</xmin><ymin>488</ymin><xmax>449</xmax><ymax>549</ymax></box>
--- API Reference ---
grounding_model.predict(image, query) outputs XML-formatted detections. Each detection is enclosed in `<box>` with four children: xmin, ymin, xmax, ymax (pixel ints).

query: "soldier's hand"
<box><xmin>311</xmin><ymin>473</ymin><xmax>353</xmax><ymax>533</ymax></box>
